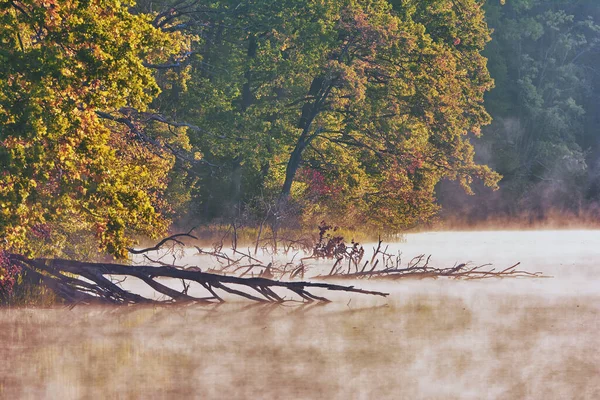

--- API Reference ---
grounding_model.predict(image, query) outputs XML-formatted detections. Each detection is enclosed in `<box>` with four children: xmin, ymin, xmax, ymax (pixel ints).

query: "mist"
<box><xmin>2</xmin><ymin>231</ymin><xmax>600</xmax><ymax>399</ymax></box>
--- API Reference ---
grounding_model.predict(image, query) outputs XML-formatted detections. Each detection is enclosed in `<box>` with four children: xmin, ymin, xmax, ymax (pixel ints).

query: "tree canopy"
<box><xmin>1</xmin><ymin>0</ymin><xmax>507</xmax><ymax>258</ymax></box>
<box><xmin>438</xmin><ymin>0</ymin><xmax>600</xmax><ymax>222</ymax></box>
<box><xmin>150</xmin><ymin>0</ymin><xmax>500</xmax><ymax>231</ymax></box>
<box><xmin>0</xmin><ymin>0</ymin><xmax>186</xmax><ymax>257</ymax></box>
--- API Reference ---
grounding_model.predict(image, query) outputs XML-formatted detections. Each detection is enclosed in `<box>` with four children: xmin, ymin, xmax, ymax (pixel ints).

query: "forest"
<box><xmin>1</xmin><ymin>0</ymin><xmax>600</xmax><ymax>295</ymax></box>
<box><xmin>2</xmin><ymin>2</ymin><xmax>600</xmax><ymax>398</ymax></box>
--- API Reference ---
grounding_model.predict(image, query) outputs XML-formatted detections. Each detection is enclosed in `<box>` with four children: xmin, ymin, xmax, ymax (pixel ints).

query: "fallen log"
<box><xmin>7</xmin><ymin>254</ymin><xmax>389</xmax><ymax>305</ymax></box>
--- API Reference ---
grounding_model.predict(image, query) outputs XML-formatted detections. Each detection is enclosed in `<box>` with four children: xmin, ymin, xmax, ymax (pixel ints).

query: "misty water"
<box><xmin>1</xmin><ymin>230</ymin><xmax>599</xmax><ymax>399</ymax></box>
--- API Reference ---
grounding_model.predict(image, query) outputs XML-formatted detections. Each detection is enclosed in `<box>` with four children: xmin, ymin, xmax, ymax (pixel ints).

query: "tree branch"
<box><xmin>96</xmin><ymin>110</ymin><xmax>218</xmax><ymax>167</ymax></box>
<box><xmin>8</xmin><ymin>254</ymin><xmax>389</xmax><ymax>305</ymax></box>
<box><xmin>128</xmin><ymin>230</ymin><xmax>198</xmax><ymax>255</ymax></box>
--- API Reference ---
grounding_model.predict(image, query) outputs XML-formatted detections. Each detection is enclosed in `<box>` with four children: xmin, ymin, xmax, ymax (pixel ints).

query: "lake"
<box><xmin>1</xmin><ymin>230</ymin><xmax>599</xmax><ymax>399</ymax></box>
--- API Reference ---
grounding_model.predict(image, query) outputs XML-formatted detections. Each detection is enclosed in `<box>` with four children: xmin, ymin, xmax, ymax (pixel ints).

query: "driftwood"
<box><xmin>316</xmin><ymin>260</ymin><xmax>547</xmax><ymax>280</ymax></box>
<box><xmin>7</xmin><ymin>253</ymin><xmax>389</xmax><ymax>305</ymax></box>
<box><xmin>314</xmin><ymin>240</ymin><xmax>549</xmax><ymax>280</ymax></box>
<box><xmin>167</xmin><ymin>226</ymin><xmax>548</xmax><ymax>282</ymax></box>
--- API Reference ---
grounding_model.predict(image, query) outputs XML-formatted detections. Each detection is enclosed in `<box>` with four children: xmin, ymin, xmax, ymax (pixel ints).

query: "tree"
<box><xmin>438</xmin><ymin>0</ymin><xmax>600</xmax><ymax>222</ymax></box>
<box><xmin>153</xmin><ymin>0</ymin><xmax>500</xmax><ymax>231</ymax></box>
<box><xmin>0</xmin><ymin>0</ymin><xmax>186</xmax><ymax>257</ymax></box>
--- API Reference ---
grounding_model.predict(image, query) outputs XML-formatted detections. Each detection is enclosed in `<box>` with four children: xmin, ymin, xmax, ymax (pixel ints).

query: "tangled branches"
<box><xmin>314</xmin><ymin>239</ymin><xmax>548</xmax><ymax>280</ymax></box>
<box><xmin>169</xmin><ymin>224</ymin><xmax>548</xmax><ymax>282</ymax></box>
<box><xmin>6</xmin><ymin>253</ymin><xmax>388</xmax><ymax>305</ymax></box>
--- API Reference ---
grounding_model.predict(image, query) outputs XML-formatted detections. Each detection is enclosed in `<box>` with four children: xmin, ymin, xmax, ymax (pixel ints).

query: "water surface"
<box><xmin>1</xmin><ymin>230</ymin><xmax>599</xmax><ymax>399</ymax></box>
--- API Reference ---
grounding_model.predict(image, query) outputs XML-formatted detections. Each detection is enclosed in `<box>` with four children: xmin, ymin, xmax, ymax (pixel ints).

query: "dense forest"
<box><xmin>440</xmin><ymin>0</ymin><xmax>600</xmax><ymax>224</ymax></box>
<box><xmin>1</xmin><ymin>0</ymin><xmax>599</xmax><ymax>265</ymax></box>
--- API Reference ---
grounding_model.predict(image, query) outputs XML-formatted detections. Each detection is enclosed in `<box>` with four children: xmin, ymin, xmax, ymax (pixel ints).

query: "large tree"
<box><xmin>157</xmin><ymin>0</ymin><xmax>500</xmax><ymax>230</ymax></box>
<box><xmin>0</xmin><ymin>0</ymin><xmax>186</xmax><ymax>257</ymax></box>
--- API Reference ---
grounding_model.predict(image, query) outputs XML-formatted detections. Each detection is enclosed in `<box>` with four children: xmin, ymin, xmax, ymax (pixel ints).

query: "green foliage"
<box><xmin>0</xmin><ymin>0</ymin><xmax>511</xmax><ymax>262</ymax></box>
<box><xmin>0</xmin><ymin>0</ymin><xmax>185</xmax><ymax>258</ymax></box>
<box><xmin>156</xmin><ymin>0</ymin><xmax>500</xmax><ymax>231</ymax></box>
<box><xmin>475</xmin><ymin>0</ymin><xmax>600</xmax><ymax>216</ymax></box>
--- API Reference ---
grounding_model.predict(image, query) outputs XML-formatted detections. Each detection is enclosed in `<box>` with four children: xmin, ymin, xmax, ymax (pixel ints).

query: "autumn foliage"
<box><xmin>1</xmin><ymin>0</ymin><xmax>503</xmax><ymax>259</ymax></box>
<box><xmin>0</xmin><ymin>250</ymin><xmax>20</xmax><ymax>299</ymax></box>
<box><xmin>0</xmin><ymin>0</ymin><xmax>185</xmax><ymax>257</ymax></box>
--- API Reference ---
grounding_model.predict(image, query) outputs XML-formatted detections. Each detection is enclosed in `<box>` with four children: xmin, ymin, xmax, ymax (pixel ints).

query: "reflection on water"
<box><xmin>1</xmin><ymin>231</ymin><xmax>600</xmax><ymax>399</ymax></box>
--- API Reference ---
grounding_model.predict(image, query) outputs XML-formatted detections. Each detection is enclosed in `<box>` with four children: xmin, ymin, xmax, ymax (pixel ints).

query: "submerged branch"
<box><xmin>306</xmin><ymin>225</ymin><xmax>549</xmax><ymax>281</ymax></box>
<box><xmin>7</xmin><ymin>254</ymin><xmax>389</xmax><ymax>305</ymax></box>
<box><xmin>129</xmin><ymin>226</ymin><xmax>549</xmax><ymax>283</ymax></box>
<box><xmin>314</xmin><ymin>259</ymin><xmax>549</xmax><ymax>281</ymax></box>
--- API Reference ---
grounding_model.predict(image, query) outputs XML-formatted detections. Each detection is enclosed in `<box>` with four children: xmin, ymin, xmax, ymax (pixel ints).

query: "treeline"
<box><xmin>1</xmin><ymin>0</ymin><xmax>500</xmax><ymax>258</ymax></box>
<box><xmin>1</xmin><ymin>0</ymin><xmax>599</xmax><ymax>261</ymax></box>
<box><xmin>146</xmin><ymin>0</ymin><xmax>500</xmax><ymax>233</ymax></box>
<box><xmin>439</xmin><ymin>0</ymin><xmax>600</xmax><ymax>225</ymax></box>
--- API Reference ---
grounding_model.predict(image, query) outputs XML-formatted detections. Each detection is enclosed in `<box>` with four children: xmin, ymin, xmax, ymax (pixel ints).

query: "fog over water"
<box><xmin>1</xmin><ymin>230</ymin><xmax>599</xmax><ymax>399</ymax></box>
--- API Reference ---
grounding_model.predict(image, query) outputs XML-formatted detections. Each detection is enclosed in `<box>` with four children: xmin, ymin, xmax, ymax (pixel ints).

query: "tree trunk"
<box><xmin>279</xmin><ymin>75</ymin><xmax>333</xmax><ymax>200</ymax></box>
<box><xmin>281</xmin><ymin>139</ymin><xmax>307</xmax><ymax>198</ymax></box>
<box><xmin>7</xmin><ymin>253</ymin><xmax>389</xmax><ymax>305</ymax></box>
<box><xmin>230</xmin><ymin>156</ymin><xmax>242</xmax><ymax>215</ymax></box>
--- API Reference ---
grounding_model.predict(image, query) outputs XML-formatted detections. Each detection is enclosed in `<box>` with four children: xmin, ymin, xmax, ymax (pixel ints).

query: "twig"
<box><xmin>128</xmin><ymin>230</ymin><xmax>197</xmax><ymax>254</ymax></box>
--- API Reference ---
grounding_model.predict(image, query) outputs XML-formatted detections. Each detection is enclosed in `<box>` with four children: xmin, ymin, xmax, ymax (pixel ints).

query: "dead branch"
<box><xmin>124</xmin><ymin>225</ymin><xmax>547</xmax><ymax>286</ymax></box>
<box><xmin>314</xmin><ymin>259</ymin><xmax>549</xmax><ymax>281</ymax></box>
<box><xmin>7</xmin><ymin>254</ymin><xmax>389</xmax><ymax>305</ymax></box>
<box><xmin>128</xmin><ymin>230</ymin><xmax>197</xmax><ymax>254</ymax></box>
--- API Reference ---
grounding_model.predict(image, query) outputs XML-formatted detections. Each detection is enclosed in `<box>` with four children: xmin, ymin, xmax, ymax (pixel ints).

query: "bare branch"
<box><xmin>128</xmin><ymin>230</ymin><xmax>198</xmax><ymax>255</ymax></box>
<box><xmin>8</xmin><ymin>254</ymin><xmax>389</xmax><ymax>305</ymax></box>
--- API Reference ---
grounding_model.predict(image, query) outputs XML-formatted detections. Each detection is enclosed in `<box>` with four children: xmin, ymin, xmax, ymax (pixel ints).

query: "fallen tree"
<box><xmin>2</xmin><ymin>223</ymin><xmax>551</xmax><ymax>305</ymax></box>
<box><xmin>161</xmin><ymin>226</ymin><xmax>549</xmax><ymax>281</ymax></box>
<box><xmin>6</xmin><ymin>253</ymin><xmax>389</xmax><ymax>305</ymax></box>
<box><xmin>316</xmin><ymin>258</ymin><xmax>546</xmax><ymax>280</ymax></box>
<box><xmin>313</xmin><ymin>238</ymin><xmax>548</xmax><ymax>280</ymax></box>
